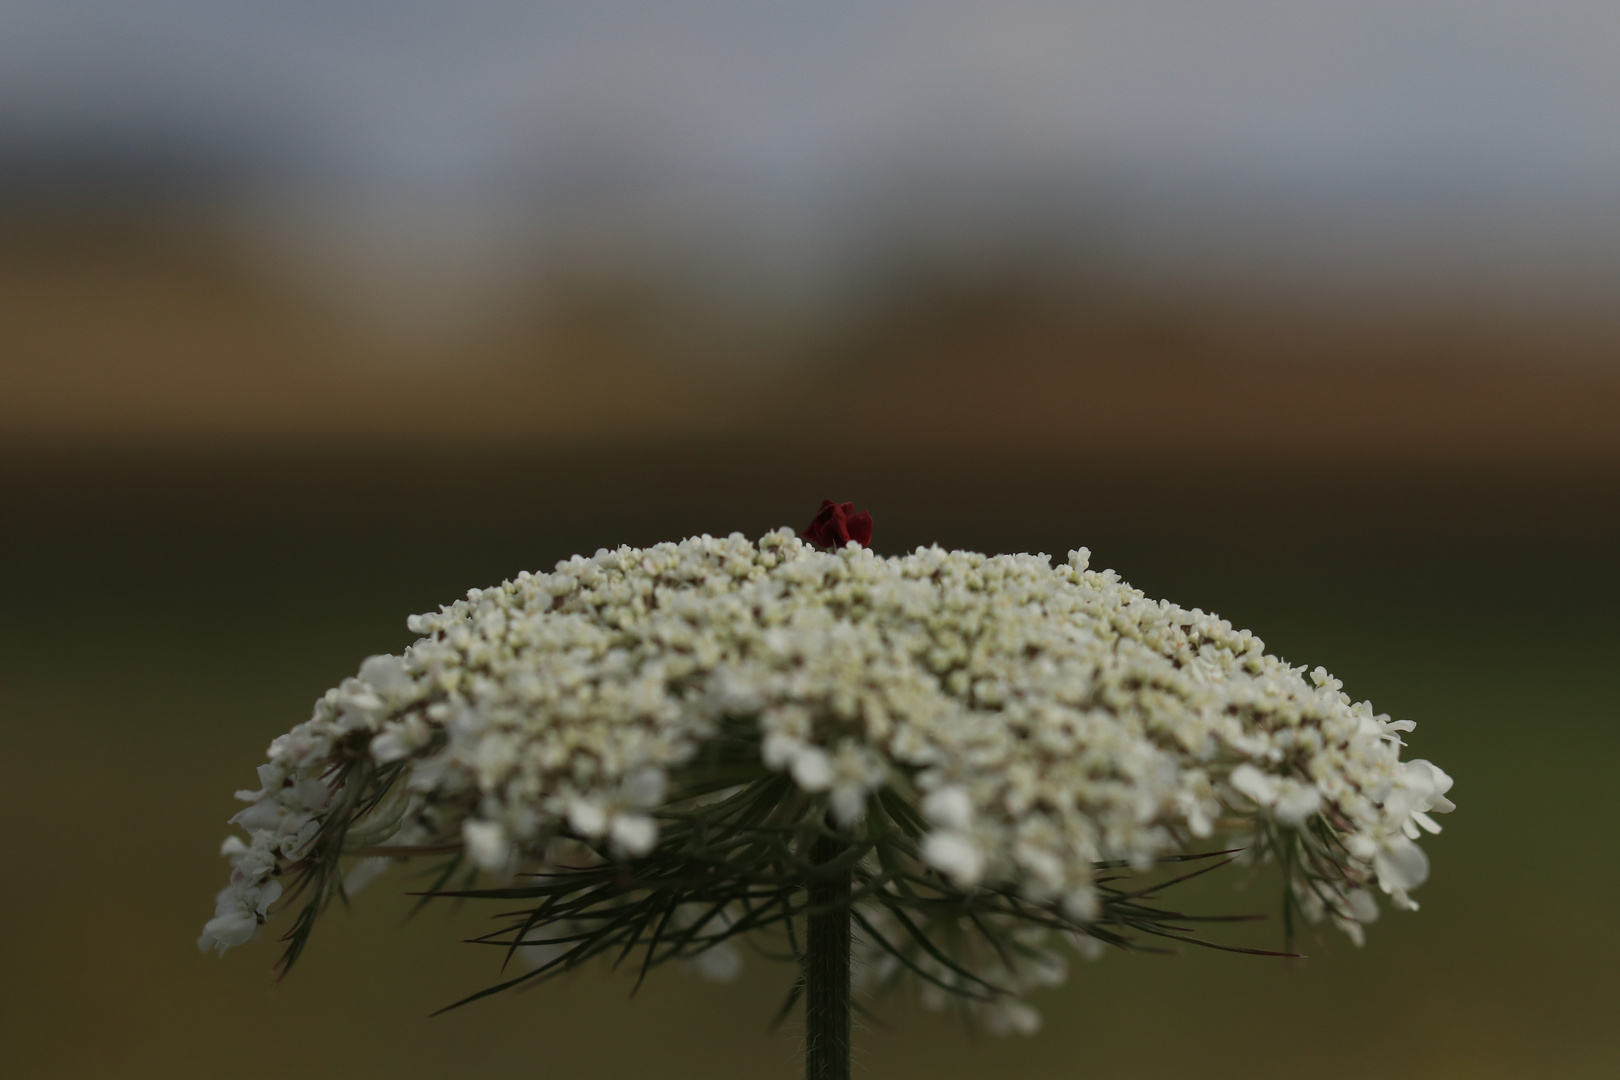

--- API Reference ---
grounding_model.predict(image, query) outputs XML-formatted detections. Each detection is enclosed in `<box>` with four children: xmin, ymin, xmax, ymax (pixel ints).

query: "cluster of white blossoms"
<box><xmin>201</xmin><ymin>528</ymin><xmax>1452</xmax><ymax>1025</ymax></box>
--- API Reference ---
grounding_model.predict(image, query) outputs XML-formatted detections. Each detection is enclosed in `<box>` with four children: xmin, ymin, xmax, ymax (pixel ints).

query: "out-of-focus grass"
<box><xmin>2</xmin><ymin>445</ymin><xmax>1616</xmax><ymax>1079</ymax></box>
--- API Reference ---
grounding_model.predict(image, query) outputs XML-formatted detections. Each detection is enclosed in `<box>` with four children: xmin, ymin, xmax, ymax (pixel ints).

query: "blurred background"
<box><xmin>2</xmin><ymin>3</ymin><xmax>1617</xmax><ymax>1078</ymax></box>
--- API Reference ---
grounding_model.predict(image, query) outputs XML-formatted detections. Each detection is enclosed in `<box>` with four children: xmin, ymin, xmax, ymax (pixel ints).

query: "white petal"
<box><xmin>622</xmin><ymin>768</ymin><xmax>668</xmax><ymax>808</ymax></box>
<box><xmin>463</xmin><ymin>820</ymin><xmax>510</xmax><ymax>871</ymax></box>
<box><xmin>761</xmin><ymin>732</ymin><xmax>799</xmax><ymax>770</ymax></box>
<box><xmin>693</xmin><ymin>943</ymin><xmax>743</xmax><ymax>983</ymax></box>
<box><xmin>201</xmin><ymin>911</ymin><xmax>258</xmax><ymax>951</ymax></box>
<box><xmin>922</xmin><ymin>831</ymin><xmax>985</xmax><ymax>887</ymax></box>
<box><xmin>1070</xmin><ymin>932</ymin><xmax>1106</xmax><ymax>961</ymax></box>
<box><xmin>830</xmin><ymin>787</ymin><xmax>866</xmax><ymax>826</ymax></box>
<box><xmin>1062</xmin><ymin>887</ymin><xmax>1100</xmax><ymax>922</ymax></box>
<box><xmin>358</xmin><ymin>654</ymin><xmax>411</xmax><ymax>697</ymax></box>
<box><xmin>985</xmin><ymin>1000</ymin><xmax>1041</xmax><ymax>1036</ymax></box>
<box><xmin>791</xmin><ymin>748</ymin><xmax>834</xmax><ymax>792</ymax></box>
<box><xmin>253</xmin><ymin>878</ymin><xmax>283</xmax><ymax>915</ymax></box>
<box><xmin>231</xmin><ymin>801</ymin><xmax>283</xmax><ymax>831</ymax></box>
<box><xmin>1274</xmin><ymin>784</ymin><xmax>1322</xmax><ymax>826</ymax></box>
<box><xmin>1375</xmin><ymin>837</ymin><xmax>1430</xmax><ymax>894</ymax></box>
<box><xmin>344</xmin><ymin>856</ymin><xmax>390</xmax><ymax>895</ymax></box>
<box><xmin>1344</xmin><ymin>889</ymin><xmax>1380</xmax><ymax>923</ymax></box>
<box><xmin>1416</xmin><ymin>760</ymin><xmax>1455</xmax><ymax>799</ymax></box>
<box><xmin>519</xmin><ymin>941</ymin><xmax>571</xmax><ymax>970</ymax></box>
<box><xmin>1229</xmin><ymin>764</ymin><xmax>1277</xmax><ymax>806</ymax></box>
<box><xmin>610</xmin><ymin>814</ymin><xmax>659</xmax><ymax>857</ymax></box>
<box><xmin>921</xmin><ymin>787</ymin><xmax>974</xmax><ymax>830</ymax></box>
<box><xmin>369</xmin><ymin>728</ymin><xmax>413</xmax><ymax>764</ymax></box>
<box><xmin>568</xmin><ymin>799</ymin><xmax>608</xmax><ymax>838</ymax></box>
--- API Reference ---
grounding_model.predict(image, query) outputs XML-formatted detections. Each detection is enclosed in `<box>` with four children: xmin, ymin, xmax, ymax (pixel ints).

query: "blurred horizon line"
<box><xmin>9</xmin><ymin>188</ymin><xmax>1620</xmax><ymax>344</ymax></box>
<box><xmin>7</xmin><ymin>196</ymin><xmax>1620</xmax><ymax>463</ymax></box>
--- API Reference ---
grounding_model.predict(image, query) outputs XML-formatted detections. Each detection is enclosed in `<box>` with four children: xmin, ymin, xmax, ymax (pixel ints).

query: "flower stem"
<box><xmin>805</xmin><ymin>830</ymin><xmax>851</xmax><ymax>1080</ymax></box>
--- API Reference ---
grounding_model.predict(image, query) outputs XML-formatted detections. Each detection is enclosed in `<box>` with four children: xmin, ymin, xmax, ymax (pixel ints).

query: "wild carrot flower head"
<box><xmin>201</xmin><ymin>525</ymin><xmax>1451</xmax><ymax>1030</ymax></box>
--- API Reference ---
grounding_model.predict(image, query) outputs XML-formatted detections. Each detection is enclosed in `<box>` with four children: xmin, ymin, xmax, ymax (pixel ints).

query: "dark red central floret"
<box><xmin>802</xmin><ymin>500</ymin><xmax>873</xmax><ymax>550</ymax></box>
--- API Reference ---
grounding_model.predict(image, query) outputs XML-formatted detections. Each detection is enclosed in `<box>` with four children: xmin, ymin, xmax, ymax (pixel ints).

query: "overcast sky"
<box><xmin>5</xmin><ymin>2</ymin><xmax>1618</xmax><ymax>197</ymax></box>
<box><xmin>7</xmin><ymin>2</ymin><xmax>1620</xmax><ymax>314</ymax></box>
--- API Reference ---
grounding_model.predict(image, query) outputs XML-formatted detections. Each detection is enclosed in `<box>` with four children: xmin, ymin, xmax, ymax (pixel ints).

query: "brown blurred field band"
<box><xmin>3</xmin><ymin>208</ymin><xmax>1619</xmax><ymax>466</ymax></box>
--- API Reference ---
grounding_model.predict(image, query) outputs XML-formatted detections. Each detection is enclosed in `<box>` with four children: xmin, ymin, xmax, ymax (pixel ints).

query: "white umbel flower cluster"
<box><xmin>201</xmin><ymin>529</ymin><xmax>1452</xmax><ymax>1018</ymax></box>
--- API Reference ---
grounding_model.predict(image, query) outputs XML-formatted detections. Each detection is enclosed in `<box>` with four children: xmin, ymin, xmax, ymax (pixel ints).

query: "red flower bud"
<box><xmin>802</xmin><ymin>500</ymin><xmax>873</xmax><ymax>550</ymax></box>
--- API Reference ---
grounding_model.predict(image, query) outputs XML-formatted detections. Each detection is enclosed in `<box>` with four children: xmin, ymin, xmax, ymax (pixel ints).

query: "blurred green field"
<box><xmin>3</xmin><ymin>444</ymin><xmax>1616</xmax><ymax>1079</ymax></box>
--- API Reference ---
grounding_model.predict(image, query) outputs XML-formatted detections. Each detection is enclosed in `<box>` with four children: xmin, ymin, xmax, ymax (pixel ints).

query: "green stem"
<box><xmin>805</xmin><ymin>831</ymin><xmax>851</xmax><ymax>1080</ymax></box>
